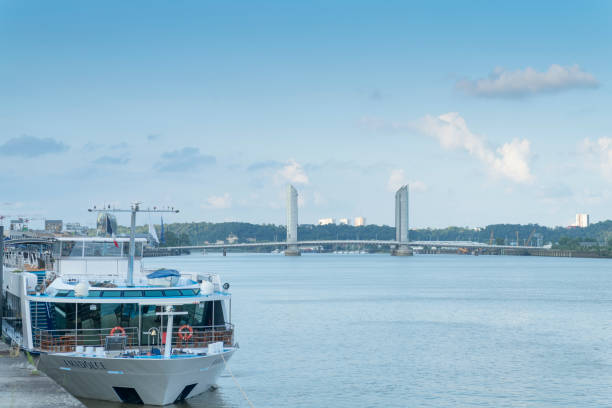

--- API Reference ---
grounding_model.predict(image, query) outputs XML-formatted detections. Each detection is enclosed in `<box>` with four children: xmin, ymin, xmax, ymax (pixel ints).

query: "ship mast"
<box><xmin>88</xmin><ymin>203</ymin><xmax>178</xmax><ymax>286</ymax></box>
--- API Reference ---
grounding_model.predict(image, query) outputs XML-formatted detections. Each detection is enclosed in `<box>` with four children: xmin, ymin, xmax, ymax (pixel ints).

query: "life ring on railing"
<box><xmin>178</xmin><ymin>325</ymin><xmax>193</xmax><ymax>340</ymax></box>
<box><xmin>110</xmin><ymin>326</ymin><xmax>126</xmax><ymax>336</ymax></box>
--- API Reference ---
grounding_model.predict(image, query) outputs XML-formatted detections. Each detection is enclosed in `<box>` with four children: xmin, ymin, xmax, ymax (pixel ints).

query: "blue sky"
<box><xmin>1</xmin><ymin>1</ymin><xmax>611</xmax><ymax>229</ymax></box>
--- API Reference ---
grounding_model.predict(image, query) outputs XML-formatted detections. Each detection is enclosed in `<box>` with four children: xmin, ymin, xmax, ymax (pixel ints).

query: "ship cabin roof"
<box><xmin>31</xmin><ymin>272</ymin><xmax>230</xmax><ymax>304</ymax></box>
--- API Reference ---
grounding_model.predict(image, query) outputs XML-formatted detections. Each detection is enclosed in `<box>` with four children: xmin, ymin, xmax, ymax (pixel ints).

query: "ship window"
<box><xmin>121</xmin><ymin>242</ymin><xmax>143</xmax><ymax>258</ymax></box>
<box><xmin>180</xmin><ymin>289</ymin><xmax>197</xmax><ymax>296</ymax></box>
<box><xmin>77</xmin><ymin>303</ymin><xmax>101</xmax><ymax>334</ymax></box>
<box><xmin>61</xmin><ymin>241</ymin><xmax>84</xmax><ymax>257</ymax></box>
<box><xmin>122</xmin><ymin>291</ymin><xmax>143</xmax><ymax>297</ymax></box>
<box><xmin>99</xmin><ymin>303</ymin><xmax>137</xmax><ymax>329</ymax></box>
<box><xmin>144</xmin><ymin>290</ymin><xmax>164</xmax><ymax>297</ymax></box>
<box><xmin>3</xmin><ymin>293</ymin><xmax>22</xmax><ymax>333</ymax></box>
<box><xmin>88</xmin><ymin>290</ymin><xmax>102</xmax><ymax>297</ymax></box>
<box><xmin>55</xmin><ymin>290</ymin><xmax>74</xmax><ymax>297</ymax></box>
<box><xmin>163</xmin><ymin>290</ymin><xmax>181</xmax><ymax>297</ymax></box>
<box><xmin>174</xmin><ymin>301</ymin><xmax>225</xmax><ymax>327</ymax></box>
<box><xmin>84</xmin><ymin>242</ymin><xmax>122</xmax><ymax>257</ymax></box>
<box><xmin>101</xmin><ymin>291</ymin><xmax>122</xmax><ymax>297</ymax></box>
<box><xmin>139</xmin><ymin>305</ymin><xmax>162</xmax><ymax>345</ymax></box>
<box><xmin>52</xmin><ymin>303</ymin><xmax>76</xmax><ymax>330</ymax></box>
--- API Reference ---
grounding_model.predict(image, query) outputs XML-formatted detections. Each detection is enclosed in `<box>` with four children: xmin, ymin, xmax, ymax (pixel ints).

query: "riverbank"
<box><xmin>0</xmin><ymin>339</ymin><xmax>84</xmax><ymax>408</ymax></box>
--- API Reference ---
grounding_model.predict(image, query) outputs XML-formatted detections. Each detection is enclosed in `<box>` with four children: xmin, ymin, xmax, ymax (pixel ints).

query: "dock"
<box><xmin>0</xmin><ymin>340</ymin><xmax>84</xmax><ymax>408</ymax></box>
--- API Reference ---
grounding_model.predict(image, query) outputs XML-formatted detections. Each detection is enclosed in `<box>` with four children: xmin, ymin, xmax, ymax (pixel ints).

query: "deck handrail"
<box><xmin>32</xmin><ymin>324</ymin><xmax>234</xmax><ymax>352</ymax></box>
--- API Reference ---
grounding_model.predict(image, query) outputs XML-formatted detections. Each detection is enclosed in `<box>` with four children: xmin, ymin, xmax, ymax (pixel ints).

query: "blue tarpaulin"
<box><xmin>147</xmin><ymin>269</ymin><xmax>180</xmax><ymax>279</ymax></box>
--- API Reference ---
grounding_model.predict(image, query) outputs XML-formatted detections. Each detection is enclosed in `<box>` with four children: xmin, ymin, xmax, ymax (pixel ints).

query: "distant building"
<box><xmin>354</xmin><ymin>216</ymin><xmax>366</xmax><ymax>227</ymax></box>
<box><xmin>318</xmin><ymin>218</ymin><xmax>335</xmax><ymax>226</ymax></box>
<box><xmin>45</xmin><ymin>219</ymin><xmax>63</xmax><ymax>233</ymax></box>
<box><xmin>338</xmin><ymin>218</ymin><xmax>349</xmax><ymax>225</ymax></box>
<box><xmin>10</xmin><ymin>218</ymin><xmax>26</xmax><ymax>231</ymax></box>
<box><xmin>575</xmin><ymin>213</ymin><xmax>589</xmax><ymax>228</ymax></box>
<box><xmin>227</xmin><ymin>234</ymin><xmax>238</xmax><ymax>244</ymax></box>
<box><xmin>65</xmin><ymin>222</ymin><xmax>89</xmax><ymax>235</ymax></box>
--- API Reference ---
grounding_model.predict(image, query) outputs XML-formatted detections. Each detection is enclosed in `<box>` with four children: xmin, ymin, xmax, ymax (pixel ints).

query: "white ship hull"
<box><xmin>38</xmin><ymin>349</ymin><xmax>235</xmax><ymax>405</ymax></box>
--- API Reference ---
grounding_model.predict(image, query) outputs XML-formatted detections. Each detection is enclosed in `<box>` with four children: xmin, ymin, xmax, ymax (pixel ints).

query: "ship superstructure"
<box><xmin>1</xmin><ymin>211</ymin><xmax>237</xmax><ymax>405</ymax></box>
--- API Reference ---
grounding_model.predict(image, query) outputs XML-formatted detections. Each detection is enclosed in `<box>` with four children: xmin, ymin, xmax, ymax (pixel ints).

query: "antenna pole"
<box><xmin>88</xmin><ymin>204</ymin><xmax>179</xmax><ymax>287</ymax></box>
<box><xmin>128</xmin><ymin>203</ymin><xmax>138</xmax><ymax>286</ymax></box>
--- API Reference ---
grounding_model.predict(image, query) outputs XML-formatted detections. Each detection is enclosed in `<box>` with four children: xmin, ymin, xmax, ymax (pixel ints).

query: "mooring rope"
<box><xmin>221</xmin><ymin>351</ymin><xmax>256</xmax><ymax>408</ymax></box>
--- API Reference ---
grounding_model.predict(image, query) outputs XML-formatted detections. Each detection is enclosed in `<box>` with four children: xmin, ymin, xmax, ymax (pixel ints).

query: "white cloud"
<box><xmin>204</xmin><ymin>193</ymin><xmax>232</xmax><ymax>209</ymax></box>
<box><xmin>457</xmin><ymin>64</ymin><xmax>599</xmax><ymax>98</ymax></box>
<box><xmin>418</xmin><ymin>112</ymin><xmax>533</xmax><ymax>183</ymax></box>
<box><xmin>581</xmin><ymin>137</ymin><xmax>612</xmax><ymax>179</ymax></box>
<box><xmin>275</xmin><ymin>159</ymin><xmax>309</xmax><ymax>184</ymax></box>
<box><xmin>387</xmin><ymin>169</ymin><xmax>427</xmax><ymax>192</ymax></box>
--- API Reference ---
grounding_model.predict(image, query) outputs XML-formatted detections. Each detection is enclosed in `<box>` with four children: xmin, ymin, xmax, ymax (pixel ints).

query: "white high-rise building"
<box><xmin>354</xmin><ymin>216</ymin><xmax>366</xmax><ymax>227</ymax></box>
<box><xmin>575</xmin><ymin>213</ymin><xmax>590</xmax><ymax>228</ymax></box>
<box><xmin>338</xmin><ymin>218</ymin><xmax>349</xmax><ymax>225</ymax></box>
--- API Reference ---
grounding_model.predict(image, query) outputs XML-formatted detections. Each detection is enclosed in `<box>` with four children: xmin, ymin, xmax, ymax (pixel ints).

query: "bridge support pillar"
<box><xmin>392</xmin><ymin>186</ymin><xmax>412</xmax><ymax>256</ymax></box>
<box><xmin>285</xmin><ymin>245</ymin><xmax>301</xmax><ymax>256</ymax></box>
<box><xmin>391</xmin><ymin>244</ymin><xmax>413</xmax><ymax>256</ymax></box>
<box><xmin>285</xmin><ymin>185</ymin><xmax>300</xmax><ymax>256</ymax></box>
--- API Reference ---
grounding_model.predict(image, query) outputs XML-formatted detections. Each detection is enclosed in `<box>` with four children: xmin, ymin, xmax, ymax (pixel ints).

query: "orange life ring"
<box><xmin>178</xmin><ymin>325</ymin><xmax>193</xmax><ymax>340</ymax></box>
<box><xmin>110</xmin><ymin>326</ymin><xmax>126</xmax><ymax>336</ymax></box>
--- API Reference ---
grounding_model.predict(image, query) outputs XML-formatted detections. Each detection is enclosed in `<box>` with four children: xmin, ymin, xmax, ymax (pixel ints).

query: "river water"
<box><xmin>71</xmin><ymin>254</ymin><xmax>612</xmax><ymax>407</ymax></box>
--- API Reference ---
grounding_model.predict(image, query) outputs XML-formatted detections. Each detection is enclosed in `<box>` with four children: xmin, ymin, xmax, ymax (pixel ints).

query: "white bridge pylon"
<box><xmin>282</xmin><ymin>184</ymin><xmax>412</xmax><ymax>256</ymax></box>
<box><xmin>162</xmin><ymin>184</ymin><xmax>539</xmax><ymax>253</ymax></box>
<box><xmin>285</xmin><ymin>185</ymin><xmax>300</xmax><ymax>256</ymax></box>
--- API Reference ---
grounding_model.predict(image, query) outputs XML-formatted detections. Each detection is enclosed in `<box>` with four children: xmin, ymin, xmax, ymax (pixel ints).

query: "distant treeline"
<box><xmin>121</xmin><ymin>220</ymin><xmax>612</xmax><ymax>248</ymax></box>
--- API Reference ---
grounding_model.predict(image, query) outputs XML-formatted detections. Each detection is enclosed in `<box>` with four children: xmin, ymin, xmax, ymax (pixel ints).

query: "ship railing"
<box><xmin>32</xmin><ymin>327</ymin><xmax>139</xmax><ymax>352</ymax></box>
<box><xmin>164</xmin><ymin>324</ymin><xmax>235</xmax><ymax>349</ymax></box>
<box><xmin>32</xmin><ymin>324</ymin><xmax>235</xmax><ymax>353</ymax></box>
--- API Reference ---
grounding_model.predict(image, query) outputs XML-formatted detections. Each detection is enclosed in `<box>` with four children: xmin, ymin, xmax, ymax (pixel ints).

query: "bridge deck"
<box><xmin>166</xmin><ymin>240</ymin><xmax>538</xmax><ymax>251</ymax></box>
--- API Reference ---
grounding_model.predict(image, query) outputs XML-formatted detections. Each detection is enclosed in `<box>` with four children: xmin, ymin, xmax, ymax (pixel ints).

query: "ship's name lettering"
<box><xmin>62</xmin><ymin>360</ymin><xmax>107</xmax><ymax>370</ymax></box>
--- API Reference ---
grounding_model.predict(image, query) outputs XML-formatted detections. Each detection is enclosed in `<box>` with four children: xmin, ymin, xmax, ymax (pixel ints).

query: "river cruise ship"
<box><xmin>1</xmin><ymin>235</ymin><xmax>236</xmax><ymax>405</ymax></box>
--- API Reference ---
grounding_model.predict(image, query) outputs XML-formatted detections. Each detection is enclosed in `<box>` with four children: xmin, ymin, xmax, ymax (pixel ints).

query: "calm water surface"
<box><xmin>83</xmin><ymin>253</ymin><xmax>612</xmax><ymax>408</ymax></box>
